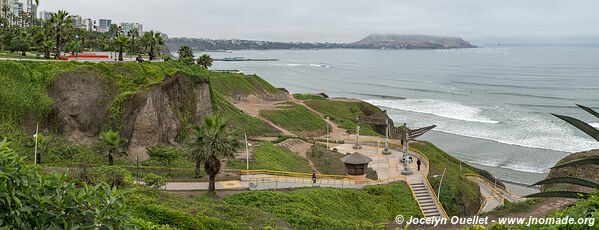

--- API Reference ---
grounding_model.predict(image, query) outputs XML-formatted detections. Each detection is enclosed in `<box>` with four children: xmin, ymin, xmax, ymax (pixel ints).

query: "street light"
<box><xmin>432</xmin><ymin>167</ymin><xmax>447</xmax><ymax>199</ymax></box>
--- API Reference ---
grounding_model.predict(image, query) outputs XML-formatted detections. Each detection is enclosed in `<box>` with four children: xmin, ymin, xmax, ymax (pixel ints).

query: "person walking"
<box><xmin>416</xmin><ymin>159</ymin><xmax>421</xmax><ymax>171</ymax></box>
<box><xmin>312</xmin><ymin>172</ymin><xmax>317</xmax><ymax>185</ymax></box>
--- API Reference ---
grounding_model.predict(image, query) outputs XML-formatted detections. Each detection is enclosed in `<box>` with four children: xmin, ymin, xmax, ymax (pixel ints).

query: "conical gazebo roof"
<box><xmin>341</xmin><ymin>152</ymin><xmax>372</xmax><ymax>165</ymax></box>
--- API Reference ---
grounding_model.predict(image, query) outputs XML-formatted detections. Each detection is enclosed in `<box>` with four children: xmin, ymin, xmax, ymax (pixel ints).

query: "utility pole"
<box><xmin>438</xmin><ymin>167</ymin><xmax>447</xmax><ymax>197</ymax></box>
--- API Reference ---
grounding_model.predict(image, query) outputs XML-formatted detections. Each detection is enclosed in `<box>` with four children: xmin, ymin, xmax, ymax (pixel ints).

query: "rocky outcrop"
<box><xmin>120</xmin><ymin>72</ymin><xmax>212</xmax><ymax>161</ymax></box>
<box><xmin>48</xmin><ymin>70</ymin><xmax>116</xmax><ymax>144</ymax></box>
<box><xmin>353</xmin><ymin>34</ymin><xmax>475</xmax><ymax>49</ymax></box>
<box><xmin>48</xmin><ymin>70</ymin><xmax>213</xmax><ymax>161</ymax></box>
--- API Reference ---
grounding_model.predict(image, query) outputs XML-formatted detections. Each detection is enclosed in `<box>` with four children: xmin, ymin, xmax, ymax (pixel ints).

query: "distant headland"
<box><xmin>164</xmin><ymin>33</ymin><xmax>475</xmax><ymax>51</ymax></box>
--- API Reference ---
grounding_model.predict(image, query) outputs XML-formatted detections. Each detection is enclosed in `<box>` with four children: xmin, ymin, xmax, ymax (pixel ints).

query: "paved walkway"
<box><xmin>164</xmin><ymin>180</ymin><xmax>247</xmax><ymax>191</ymax></box>
<box><xmin>467</xmin><ymin>176</ymin><xmax>519</xmax><ymax>213</ymax></box>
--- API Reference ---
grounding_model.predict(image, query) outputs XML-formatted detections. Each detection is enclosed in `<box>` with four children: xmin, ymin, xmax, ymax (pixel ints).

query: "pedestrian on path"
<box><xmin>416</xmin><ymin>159</ymin><xmax>421</xmax><ymax>171</ymax></box>
<box><xmin>312</xmin><ymin>172</ymin><xmax>317</xmax><ymax>184</ymax></box>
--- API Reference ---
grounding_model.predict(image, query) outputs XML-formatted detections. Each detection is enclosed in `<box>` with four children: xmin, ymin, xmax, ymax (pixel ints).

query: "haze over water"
<box><xmin>201</xmin><ymin>45</ymin><xmax>599</xmax><ymax>184</ymax></box>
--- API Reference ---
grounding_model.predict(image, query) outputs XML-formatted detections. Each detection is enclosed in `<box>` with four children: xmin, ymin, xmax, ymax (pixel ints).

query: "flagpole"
<box><xmin>33</xmin><ymin>123</ymin><xmax>38</xmax><ymax>164</ymax></box>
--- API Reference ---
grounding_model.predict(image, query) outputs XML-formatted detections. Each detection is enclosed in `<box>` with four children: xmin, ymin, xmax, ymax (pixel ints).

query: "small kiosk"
<box><xmin>340</xmin><ymin>152</ymin><xmax>372</xmax><ymax>179</ymax></box>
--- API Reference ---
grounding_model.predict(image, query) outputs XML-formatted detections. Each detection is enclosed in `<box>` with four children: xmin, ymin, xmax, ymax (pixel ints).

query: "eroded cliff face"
<box><xmin>48</xmin><ymin>70</ymin><xmax>116</xmax><ymax>144</ymax></box>
<box><xmin>48</xmin><ymin>71</ymin><xmax>212</xmax><ymax>161</ymax></box>
<box><xmin>120</xmin><ymin>72</ymin><xmax>212</xmax><ymax>161</ymax></box>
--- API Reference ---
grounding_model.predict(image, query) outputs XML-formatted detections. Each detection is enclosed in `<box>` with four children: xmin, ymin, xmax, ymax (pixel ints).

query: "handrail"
<box><xmin>410</xmin><ymin>148</ymin><xmax>449</xmax><ymax>219</ymax></box>
<box><xmin>465</xmin><ymin>174</ymin><xmax>517</xmax><ymax>201</ymax></box>
<box><xmin>241</xmin><ymin>169</ymin><xmax>351</xmax><ymax>180</ymax></box>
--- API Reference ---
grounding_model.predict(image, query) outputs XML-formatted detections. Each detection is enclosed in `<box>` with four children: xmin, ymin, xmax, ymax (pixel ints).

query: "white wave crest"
<box><xmin>367</xmin><ymin>99</ymin><xmax>499</xmax><ymax>124</ymax></box>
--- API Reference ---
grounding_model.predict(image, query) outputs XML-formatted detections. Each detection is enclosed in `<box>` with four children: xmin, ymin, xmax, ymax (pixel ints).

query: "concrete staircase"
<box><xmin>410</xmin><ymin>181</ymin><xmax>445</xmax><ymax>219</ymax></box>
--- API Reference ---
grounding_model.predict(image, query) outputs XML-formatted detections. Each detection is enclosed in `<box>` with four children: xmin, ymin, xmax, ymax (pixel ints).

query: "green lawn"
<box><xmin>260</xmin><ymin>102</ymin><xmax>327</xmax><ymax>137</ymax></box>
<box><xmin>238</xmin><ymin>142</ymin><xmax>312</xmax><ymax>173</ymax></box>
<box><xmin>223</xmin><ymin>182</ymin><xmax>422</xmax><ymax>229</ymax></box>
<box><xmin>303</xmin><ymin>99</ymin><xmax>383</xmax><ymax>136</ymax></box>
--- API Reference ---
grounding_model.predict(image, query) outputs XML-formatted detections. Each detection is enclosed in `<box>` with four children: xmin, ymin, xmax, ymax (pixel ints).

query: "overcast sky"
<box><xmin>40</xmin><ymin>0</ymin><xmax>599</xmax><ymax>43</ymax></box>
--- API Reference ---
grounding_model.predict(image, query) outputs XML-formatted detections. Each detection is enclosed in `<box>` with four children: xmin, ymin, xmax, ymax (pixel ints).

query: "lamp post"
<box><xmin>75</xmin><ymin>33</ymin><xmax>79</xmax><ymax>61</ymax></box>
<box><xmin>383</xmin><ymin>111</ymin><xmax>391</xmax><ymax>154</ymax></box>
<box><xmin>433</xmin><ymin>167</ymin><xmax>447</xmax><ymax>199</ymax></box>
<box><xmin>33</xmin><ymin>123</ymin><xmax>38</xmax><ymax>164</ymax></box>
<box><xmin>326</xmin><ymin>117</ymin><xmax>330</xmax><ymax>149</ymax></box>
<box><xmin>401</xmin><ymin>124</ymin><xmax>412</xmax><ymax>175</ymax></box>
<box><xmin>245</xmin><ymin>132</ymin><xmax>250</xmax><ymax>175</ymax></box>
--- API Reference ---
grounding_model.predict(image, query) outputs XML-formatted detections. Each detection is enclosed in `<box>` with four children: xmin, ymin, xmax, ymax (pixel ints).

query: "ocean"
<box><xmin>195</xmin><ymin>45</ymin><xmax>599</xmax><ymax>185</ymax></box>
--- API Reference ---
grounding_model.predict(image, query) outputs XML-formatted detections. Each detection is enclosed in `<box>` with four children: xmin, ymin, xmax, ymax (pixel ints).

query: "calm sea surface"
<box><xmin>194</xmin><ymin>45</ymin><xmax>599</xmax><ymax>184</ymax></box>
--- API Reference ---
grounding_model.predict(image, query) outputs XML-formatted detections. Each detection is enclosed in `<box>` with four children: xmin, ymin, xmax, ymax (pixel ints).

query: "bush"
<box><xmin>144</xmin><ymin>145</ymin><xmax>193</xmax><ymax>168</ymax></box>
<box><xmin>366</xmin><ymin>167</ymin><xmax>378</xmax><ymax>180</ymax></box>
<box><xmin>142</xmin><ymin>173</ymin><xmax>169</xmax><ymax>189</ymax></box>
<box><xmin>134</xmin><ymin>204</ymin><xmax>204</xmax><ymax>229</ymax></box>
<box><xmin>0</xmin><ymin>140</ymin><xmax>134</xmax><ymax>228</ymax></box>
<box><xmin>85</xmin><ymin>165</ymin><xmax>134</xmax><ymax>187</ymax></box>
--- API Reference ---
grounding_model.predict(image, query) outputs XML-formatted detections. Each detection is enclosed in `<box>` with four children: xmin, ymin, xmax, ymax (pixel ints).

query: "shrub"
<box><xmin>144</xmin><ymin>145</ymin><xmax>193</xmax><ymax>168</ymax></box>
<box><xmin>142</xmin><ymin>173</ymin><xmax>169</xmax><ymax>189</ymax></box>
<box><xmin>0</xmin><ymin>140</ymin><xmax>134</xmax><ymax>228</ymax></box>
<box><xmin>134</xmin><ymin>204</ymin><xmax>204</xmax><ymax>229</ymax></box>
<box><xmin>85</xmin><ymin>165</ymin><xmax>134</xmax><ymax>187</ymax></box>
<box><xmin>366</xmin><ymin>167</ymin><xmax>378</xmax><ymax>180</ymax></box>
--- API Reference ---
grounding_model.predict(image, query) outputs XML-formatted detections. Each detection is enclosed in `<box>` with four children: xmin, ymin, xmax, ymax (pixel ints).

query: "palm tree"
<box><xmin>177</xmin><ymin>45</ymin><xmax>194</xmax><ymax>64</ymax></box>
<box><xmin>127</xmin><ymin>28</ymin><xmax>139</xmax><ymax>54</ymax></box>
<box><xmin>97</xmin><ymin>130</ymin><xmax>127</xmax><ymax>165</ymax></box>
<box><xmin>197</xmin><ymin>54</ymin><xmax>213</xmax><ymax>69</ymax></box>
<box><xmin>48</xmin><ymin>10</ymin><xmax>71</xmax><ymax>59</ymax></box>
<box><xmin>525</xmin><ymin>104</ymin><xmax>599</xmax><ymax>199</ymax></box>
<box><xmin>40</xmin><ymin>40</ymin><xmax>53</xmax><ymax>59</ymax></box>
<box><xmin>188</xmin><ymin>115</ymin><xmax>241</xmax><ymax>192</ymax></box>
<box><xmin>143</xmin><ymin>30</ymin><xmax>163</xmax><ymax>60</ymax></box>
<box><xmin>114</xmin><ymin>35</ymin><xmax>129</xmax><ymax>61</ymax></box>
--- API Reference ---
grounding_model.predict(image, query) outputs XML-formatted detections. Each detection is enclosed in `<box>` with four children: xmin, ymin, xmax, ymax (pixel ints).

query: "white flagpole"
<box><xmin>33</xmin><ymin>123</ymin><xmax>38</xmax><ymax>164</ymax></box>
<box><xmin>245</xmin><ymin>132</ymin><xmax>249</xmax><ymax>175</ymax></box>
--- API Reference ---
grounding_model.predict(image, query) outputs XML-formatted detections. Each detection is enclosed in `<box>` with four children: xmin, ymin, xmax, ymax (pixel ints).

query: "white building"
<box><xmin>38</xmin><ymin>10</ymin><xmax>52</xmax><ymax>20</ymax></box>
<box><xmin>120</xmin><ymin>22</ymin><xmax>143</xmax><ymax>36</ymax></box>
<box><xmin>82</xmin><ymin>18</ymin><xmax>94</xmax><ymax>31</ymax></box>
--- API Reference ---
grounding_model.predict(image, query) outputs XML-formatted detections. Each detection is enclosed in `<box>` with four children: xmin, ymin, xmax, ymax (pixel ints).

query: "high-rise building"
<box><xmin>120</xmin><ymin>22</ymin><xmax>143</xmax><ymax>36</ymax></box>
<box><xmin>82</xmin><ymin>18</ymin><xmax>94</xmax><ymax>31</ymax></box>
<box><xmin>98</xmin><ymin>18</ymin><xmax>111</xmax><ymax>32</ymax></box>
<box><xmin>38</xmin><ymin>10</ymin><xmax>52</xmax><ymax>20</ymax></box>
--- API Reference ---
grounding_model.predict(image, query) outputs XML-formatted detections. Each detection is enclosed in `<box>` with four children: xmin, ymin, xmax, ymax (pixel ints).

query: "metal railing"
<box><xmin>410</xmin><ymin>148</ymin><xmax>450</xmax><ymax>219</ymax></box>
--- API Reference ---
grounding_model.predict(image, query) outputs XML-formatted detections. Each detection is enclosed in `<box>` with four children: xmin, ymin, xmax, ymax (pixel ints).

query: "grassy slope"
<box><xmin>229</xmin><ymin>142</ymin><xmax>312</xmax><ymax>173</ymax></box>
<box><xmin>307</xmin><ymin>145</ymin><xmax>347</xmax><ymax>175</ymax></box>
<box><xmin>223</xmin><ymin>182</ymin><xmax>422</xmax><ymax>229</ymax></box>
<box><xmin>302</xmin><ymin>98</ymin><xmax>382</xmax><ymax>136</ymax></box>
<box><xmin>0</xmin><ymin>61</ymin><xmax>279</xmax><ymax>159</ymax></box>
<box><xmin>411</xmin><ymin>141</ymin><xmax>482</xmax><ymax>217</ymax></box>
<box><xmin>260</xmin><ymin>102</ymin><xmax>327</xmax><ymax>137</ymax></box>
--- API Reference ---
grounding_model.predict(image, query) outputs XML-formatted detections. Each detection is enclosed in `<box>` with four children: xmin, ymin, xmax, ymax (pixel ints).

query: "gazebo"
<box><xmin>340</xmin><ymin>152</ymin><xmax>372</xmax><ymax>176</ymax></box>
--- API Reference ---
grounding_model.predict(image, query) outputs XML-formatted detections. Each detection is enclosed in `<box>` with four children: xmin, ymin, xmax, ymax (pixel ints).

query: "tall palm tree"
<box><xmin>48</xmin><ymin>10</ymin><xmax>71</xmax><ymax>59</ymax></box>
<box><xmin>197</xmin><ymin>54</ymin><xmax>213</xmax><ymax>69</ymax></box>
<box><xmin>177</xmin><ymin>45</ymin><xmax>194</xmax><ymax>64</ymax></box>
<box><xmin>97</xmin><ymin>130</ymin><xmax>127</xmax><ymax>165</ymax></box>
<box><xmin>143</xmin><ymin>30</ymin><xmax>163</xmax><ymax>60</ymax></box>
<box><xmin>188</xmin><ymin>115</ymin><xmax>241</xmax><ymax>192</ymax></box>
<box><xmin>114</xmin><ymin>35</ymin><xmax>129</xmax><ymax>61</ymax></box>
<box><xmin>127</xmin><ymin>28</ymin><xmax>139</xmax><ymax>54</ymax></box>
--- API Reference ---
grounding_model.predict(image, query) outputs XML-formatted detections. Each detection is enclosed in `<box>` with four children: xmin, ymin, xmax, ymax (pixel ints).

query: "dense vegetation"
<box><xmin>0</xmin><ymin>9</ymin><xmax>165</xmax><ymax>60</ymax></box>
<box><xmin>260</xmin><ymin>102</ymin><xmax>327</xmax><ymax>137</ymax></box>
<box><xmin>411</xmin><ymin>141</ymin><xmax>482</xmax><ymax>216</ymax></box>
<box><xmin>302</xmin><ymin>98</ymin><xmax>383</xmax><ymax>136</ymax></box>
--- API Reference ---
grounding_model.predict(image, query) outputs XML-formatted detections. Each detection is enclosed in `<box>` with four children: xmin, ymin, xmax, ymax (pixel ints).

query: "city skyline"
<box><xmin>38</xmin><ymin>0</ymin><xmax>599</xmax><ymax>44</ymax></box>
